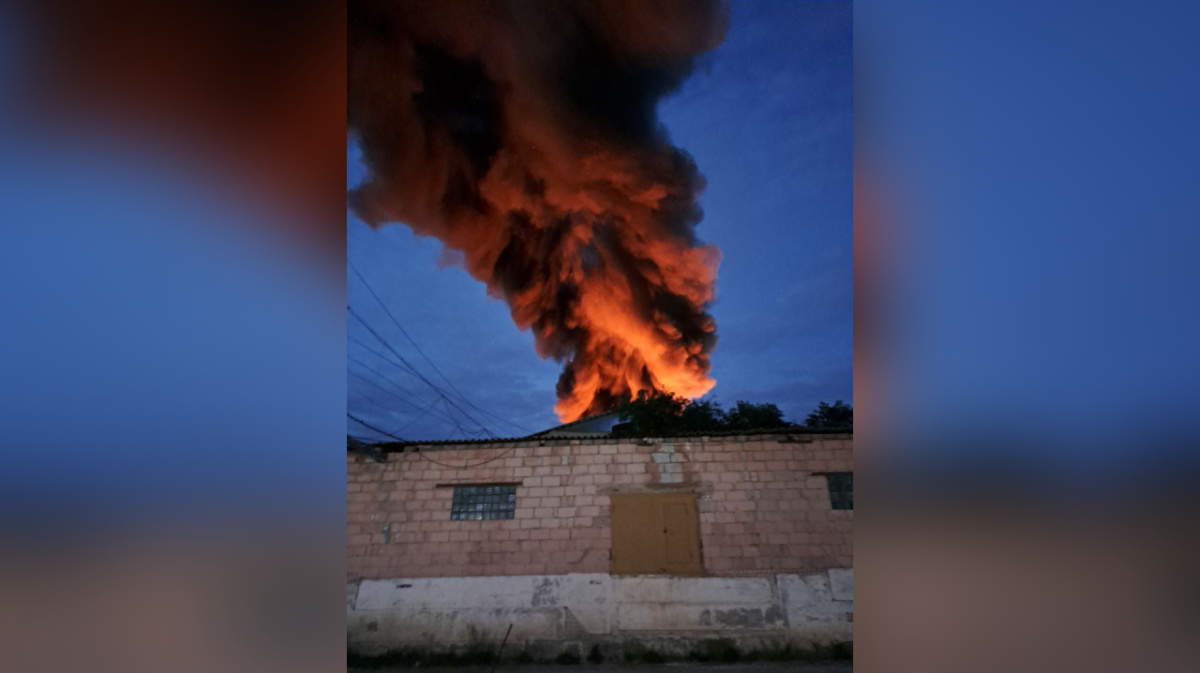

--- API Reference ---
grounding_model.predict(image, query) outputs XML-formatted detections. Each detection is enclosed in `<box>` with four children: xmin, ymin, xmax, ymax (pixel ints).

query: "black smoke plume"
<box><xmin>349</xmin><ymin>0</ymin><xmax>729</xmax><ymax>421</ymax></box>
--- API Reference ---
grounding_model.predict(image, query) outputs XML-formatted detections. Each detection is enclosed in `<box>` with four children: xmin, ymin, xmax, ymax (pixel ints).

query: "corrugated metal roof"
<box><xmin>643</xmin><ymin>425</ymin><xmax>851</xmax><ymax>438</ymax></box>
<box><xmin>527</xmin><ymin>410</ymin><xmax>621</xmax><ymax>437</ymax></box>
<box><xmin>348</xmin><ymin>424</ymin><xmax>851</xmax><ymax>452</ymax></box>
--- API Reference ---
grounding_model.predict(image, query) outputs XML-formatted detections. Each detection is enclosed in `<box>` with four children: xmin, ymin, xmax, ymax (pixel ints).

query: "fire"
<box><xmin>349</xmin><ymin>0</ymin><xmax>728</xmax><ymax>421</ymax></box>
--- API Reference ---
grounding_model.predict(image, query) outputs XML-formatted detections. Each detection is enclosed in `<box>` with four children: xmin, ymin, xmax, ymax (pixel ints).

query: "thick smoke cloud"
<box><xmin>349</xmin><ymin>0</ymin><xmax>728</xmax><ymax>421</ymax></box>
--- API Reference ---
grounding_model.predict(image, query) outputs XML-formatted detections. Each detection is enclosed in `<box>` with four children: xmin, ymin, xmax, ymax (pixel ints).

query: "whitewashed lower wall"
<box><xmin>347</xmin><ymin>570</ymin><xmax>852</xmax><ymax>653</ymax></box>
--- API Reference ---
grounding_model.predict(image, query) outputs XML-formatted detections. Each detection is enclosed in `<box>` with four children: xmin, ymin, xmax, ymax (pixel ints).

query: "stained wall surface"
<box><xmin>347</xmin><ymin>433</ymin><xmax>853</xmax><ymax>580</ymax></box>
<box><xmin>347</xmin><ymin>569</ymin><xmax>854</xmax><ymax>653</ymax></box>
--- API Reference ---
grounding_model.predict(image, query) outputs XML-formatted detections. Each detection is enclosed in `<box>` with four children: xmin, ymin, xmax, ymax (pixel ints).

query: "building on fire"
<box><xmin>347</xmin><ymin>411</ymin><xmax>853</xmax><ymax>658</ymax></box>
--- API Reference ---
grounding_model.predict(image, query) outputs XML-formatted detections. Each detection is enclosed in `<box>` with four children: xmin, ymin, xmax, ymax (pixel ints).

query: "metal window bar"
<box><xmin>450</xmin><ymin>484</ymin><xmax>517</xmax><ymax>520</ymax></box>
<box><xmin>825</xmin><ymin>472</ymin><xmax>853</xmax><ymax>510</ymax></box>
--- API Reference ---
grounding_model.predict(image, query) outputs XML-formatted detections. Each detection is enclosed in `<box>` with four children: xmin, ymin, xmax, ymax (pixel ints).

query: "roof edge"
<box><xmin>527</xmin><ymin>409</ymin><xmax>621</xmax><ymax>437</ymax></box>
<box><xmin>348</xmin><ymin>425</ymin><xmax>852</xmax><ymax>453</ymax></box>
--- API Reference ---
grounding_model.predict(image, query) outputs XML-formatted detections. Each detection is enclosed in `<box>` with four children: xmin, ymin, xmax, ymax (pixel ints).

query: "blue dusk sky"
<box><xmin>347</xmin><ymin>1</ymin><xmax>852</xmax><ymax>441</ymax></box>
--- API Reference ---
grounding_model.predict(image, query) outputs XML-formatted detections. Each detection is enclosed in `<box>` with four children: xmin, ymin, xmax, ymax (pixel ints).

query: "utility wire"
<box><xmin>348</xmin><ymin>359</ymin><xmax>422</xmax><ymax>404</ymax></box>
<box><xmin>348</xmin><ymin>413</ymin><xmax>518</xmax><ymax>470</ymax></box>
<box><xmin>407</xmin><ymin>445</ymin><xmax>517</xmax><ymax>470</ymax></box>
<box><xmin>348</xmin><ymin>263</ymin><xmax>534</xmax><ymax>436</ymax></box>
<box><xmin>349</xmin><ymin>431</ymin><xmax>519</xmax><ymax>469</ymax></box>
<box><xmin>347</xmin><ymin>413</ymin><xmax>407</xmax><ymax>443</ymax></box>
<box><xmin>348</xmin><ymin>337</ymin><xmax>434</xmax><ymax>394</ymax></box>
<box><xmin>348</xmin><ymin>389</ymin><xmax>468</xmax><ymax>446</ymax></box>
<box><xmin>348</xmin><ymin>374</ymin><xmax>458</xmax><ymax>431</ymax></box>
<box><xmin>392</xmin><ymin>396</ymin><xmax>447</xmax><ymax>434</ymax></box>
<box><xmin>350</xmin><ymin>353</ymin><xmax>485</xmax><ymax>437</ymax></box>
<box><xmin>354</xmin><ymin>323</ymin><xmax>525</xmax><ymax>437</ymax></box>
<box><xmin>349</xmin><ymin>306</ymin><xmax>498</xmax><ymax>438</ymax></box>
<box><xmin>350</xmin><ymin>344</ymin><xmax>481</xmax><ymax>432</ymax></box>
<box><xmin>350</xmin><ymin>342</ymin><xmax>470</xmax><ymax>428</ymax></box>
<box><xmin>349</xmin><ymin>371</ymin><xmax>461</xmax><ymax>428</ymax></box>
<box><xmin>349</xmin><ymin>336</ymin><xmax>416</xmax><ymax>375</ymax></box>
<box><xmin>350</xmin><ymin>261</ymin><xmax>482</xmax><ymax>400</ymax></box>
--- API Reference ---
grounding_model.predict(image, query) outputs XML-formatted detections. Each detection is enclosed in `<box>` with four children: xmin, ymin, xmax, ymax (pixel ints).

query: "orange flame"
<box><xmin>349</xmin><ymin>0</ymin><xmax>728</xmax><ymax>421</ymax></box>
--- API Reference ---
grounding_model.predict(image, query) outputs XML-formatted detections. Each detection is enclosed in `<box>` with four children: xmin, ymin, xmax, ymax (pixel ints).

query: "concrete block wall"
<box><xmin>346</xmin><ymin>569</ymin><xmax>853</xmax><ymax>654</ymax></box>
<box><xmin>347</xmin><ymin>433</ymin><xmax>852</xmax><ymax>580</ymax></box>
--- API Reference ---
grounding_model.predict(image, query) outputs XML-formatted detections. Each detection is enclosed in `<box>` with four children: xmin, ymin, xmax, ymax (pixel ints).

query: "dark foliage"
<box><xmin>724</xmin><ymin>400</ymin><xmax>786</xmax><ymax>430</ymax></box>
<box><xmin>611</xmin><ymin>390</ymin><xmax>847</xmax><ymax>437</ymax></box>
<box><xmin>612</xmin><ymin>390</ymin><xmax>690</xmax><ymax>437</ymax></box>
<box><xmin>804</xmin><ymin>400</ymin><xmax>853</xmax><ymax>429</ymax></box>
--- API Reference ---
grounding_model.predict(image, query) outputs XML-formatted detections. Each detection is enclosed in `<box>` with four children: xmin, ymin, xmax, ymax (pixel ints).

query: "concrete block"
<box><xmin>778</xmin><ymin>571</ymin><xmax>850</xmax><ymax>625</ymax></box>
<box><xmin>556</xmin><ymin>574</ymin><xmax>612</xmax><ymax>634</ymax></box>
<box><xmin>352</xmin><ymin>574</ymin><xmax>612</xmax><ymax>642</ymax></box>
<box><xmin>617</xmin><ymin>603</ymin><xmax>783</xmax><ymax>631</ymax></box>
<box><xmin>350</xmin><ymin>570</ymin><xmax>852</xmax><ymax>650</ymax></box>
<box><xmin>352</xmin><ymin>607</ymin><xmax>563</xmax><ymax>647</ymax></box>
<box><xmin>615</xmin><ymin>576</ymin><xmax>774</xmax><ymax>605</ymax></box>
<box><xmin>828</xmin><ymin>568</ymin><xmax>853</xmax><ymax>602</ymax></box>
<box><xmin>617</xmin><ymin>604</ymin><xmax>705</xmax><ymax>631</ymax></box>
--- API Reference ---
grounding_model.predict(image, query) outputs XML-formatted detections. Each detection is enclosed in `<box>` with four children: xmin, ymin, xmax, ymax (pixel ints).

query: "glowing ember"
<box><xmin>349</xmin><ymin>0</ymin><xmax>727</xmax><ymax>420</ymax></box>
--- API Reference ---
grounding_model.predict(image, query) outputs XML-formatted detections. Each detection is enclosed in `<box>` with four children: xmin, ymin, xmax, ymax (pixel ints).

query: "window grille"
<box><xmin>825</xmin><ymin>472</ymin><xmax>853</xmax><ymax>510</ymax></box>
<box><xmin>450</xmin><ymin>484</ymin><xmax>516</xmax><ymax>520</ymax></box>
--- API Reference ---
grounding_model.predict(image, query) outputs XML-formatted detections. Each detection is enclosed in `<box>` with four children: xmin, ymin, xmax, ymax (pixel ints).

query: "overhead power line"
<box><xmin>347</xmin><ymin>413</ymin><xmax>407</xmax><ymax>443</ymax></box>
<box><xmin>349</xmin><ymin>306</ymin><xmax>498</xmax><ymax>438</ymax></box>
<box><xmin>348</xmin><ymin>262</ymin><xmax>534</xmax><ymax>436</ymax></box>
<box><xmin>392</xmin><ymin>396</ymin><xmax>447</xmax><ymax>434</ymax></box>
<box><xmin>348</xmin><ymin>356</ymin><xmax>421</xmax><ymax>401</ymax></box>
<box><xmin>351</xmin><ymin>263</ymin><xmax>483</xmax><ymax>399</ymax></box>
<box><xmin>348</xmin><ymin>371</ymin><xmax>462</xmax><ymax>429</ymax></box>
<box><xmin>348</xmin><ymin>411</ymin><xmax>517</xmax><ymax>470</ymax></box>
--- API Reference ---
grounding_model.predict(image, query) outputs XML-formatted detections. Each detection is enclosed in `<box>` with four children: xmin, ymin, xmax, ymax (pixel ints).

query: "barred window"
<box><xmin>825</xmin><ymin>472</ymin><xmax>853</xmax><ymax>510</ymax></box>
<box><xmin>450</xmin><ymin>484</ymin><xmax>516</xmax><ymax>520</ymax></box>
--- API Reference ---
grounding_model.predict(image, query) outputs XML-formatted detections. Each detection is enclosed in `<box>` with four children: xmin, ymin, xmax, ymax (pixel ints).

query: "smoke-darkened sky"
<box><xmin>348</xmin><ymin>1</ymin><xmax>851</xmax><ymax>441</ymax></box>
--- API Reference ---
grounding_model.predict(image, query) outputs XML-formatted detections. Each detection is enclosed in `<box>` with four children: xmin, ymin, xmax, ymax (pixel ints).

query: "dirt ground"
<box><xmin>349</xmin><ymin>664</ymin><xmax>852</xmax><ymax>673</ymax></box>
